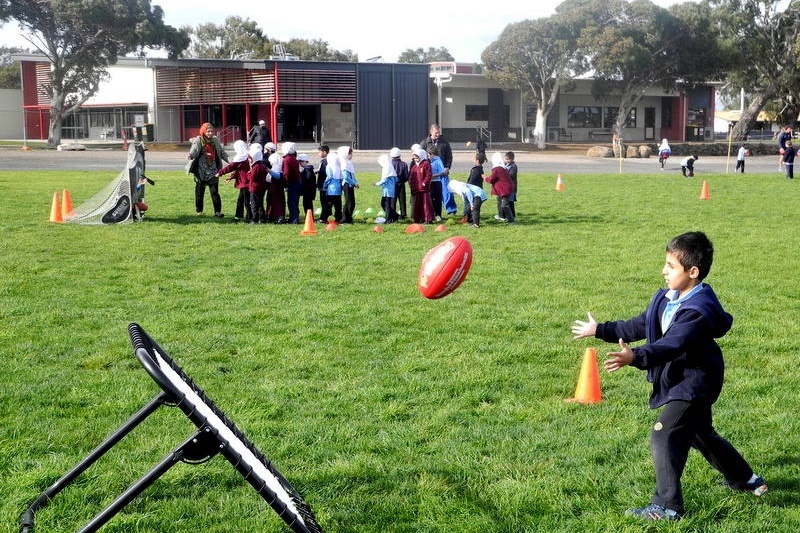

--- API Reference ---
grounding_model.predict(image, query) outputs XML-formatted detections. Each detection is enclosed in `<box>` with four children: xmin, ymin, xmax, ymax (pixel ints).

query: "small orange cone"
<box><xmin>699</xmin><ymin>180</ymin><xmax>710</xmax><ymax>200</ymax></box>
<box><xmin>434</xmin><ymin>224</ymin><xmax>447</xmax><ymax>232</ymax></box>
<box><xmin>325</xmin><ymin>221</ymin><xmax>338</xmax><ymax>231</ymax></box>
<box><xmin>300</xmin><ymin>209</ymin><xmax>317</xmax><ymax>235</ymax></box>
<box><xmin>61</xmin><ymin>189</ymin><xmax>74</xmax><ymax>219</ymax></box>
<box><xmin>374</xmin><ymin>225</ymin><xmax>384</xmax><ymax>233</ymax></box>
<box><xmin>49</xmin><ymin>192</ymin><xmax>63</xmax><ymax>223</ymax></box>
<box><xmin>555</xmin><ymin>174</ymin><xmax>565</xmax><ymax>192</ymax></box>
<box><xmin>405</xmin><ymin>223</ymin><xmax>425</xmax><ymax>234</ymax></box>
<box><xmin>565</xmin><ymin>347</ymin><xmax>602</xmax><ymax>404</ymax></box>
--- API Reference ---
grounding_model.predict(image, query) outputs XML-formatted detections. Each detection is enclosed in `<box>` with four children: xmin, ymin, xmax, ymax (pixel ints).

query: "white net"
<box><xmin>64</xmin><ymin>143</ymin><xmax>147</xmax><ymax>225</ymax></box>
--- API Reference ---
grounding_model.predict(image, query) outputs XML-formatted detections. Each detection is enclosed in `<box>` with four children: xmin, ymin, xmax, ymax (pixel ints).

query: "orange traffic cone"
<box><xmin>300</xmin><ymin>209</ymin><xmax>317</xmax><ymax>235</ymax></box>
<box><xmin>699</xmin><ymin>180</ymin><xmax>710</xmax><ymax>200</ymax></box>
<box><xmin>61</xmin><ymin>189</ymin><xmax>74</xmax><ymax>219</ymax></box>
<box><xmin>325</xmin><ymin>220</ymin><xmax>337</xmax><ymax>231</ymax></box>
<box><xmin>565</xmin><ymin>347</ymin><xmax>602</xmax><ymax>404</ymax></box>
<box><xmin>555</xmin><ymin>174</ymin><xmax>565</xmax><ymax>192</ymax></box>
<box><xmin>49</xmin><ymin>192</ymin><xmax>63</xmax><ymax>223</ymax></box>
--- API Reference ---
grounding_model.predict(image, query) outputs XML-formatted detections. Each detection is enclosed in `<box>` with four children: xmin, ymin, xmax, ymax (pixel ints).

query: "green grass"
<box><xmin>2</xmin><ymin>165</ymin><xmax>799</xmax><ymax>532</ymax></box>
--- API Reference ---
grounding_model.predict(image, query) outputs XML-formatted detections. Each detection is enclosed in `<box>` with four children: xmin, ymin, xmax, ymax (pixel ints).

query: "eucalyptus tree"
<box><xmin>0</xmin><ymin>0</ymin><xmax>188</xmax><ymax>147</ymax></box>
<box><xmin>710</xmin><ymin>0</ymin><xmax>800</xmax><ymax>139</ymax></box>
<box><xmin>482</xmin><ymin>16</ymin><xmax>584</xmax><ymax>148</ymax></box>
<box><xmin>556</xmin><ymin>0</ymin><xmax>727</xmax><ymax>140</ymax></box>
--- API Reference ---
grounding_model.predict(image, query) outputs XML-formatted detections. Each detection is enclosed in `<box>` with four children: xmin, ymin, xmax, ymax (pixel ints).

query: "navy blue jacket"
<box><xmin>595</xmin><ymin>284</ymin><xmax>732</xmax><ymax>409</ymax></box>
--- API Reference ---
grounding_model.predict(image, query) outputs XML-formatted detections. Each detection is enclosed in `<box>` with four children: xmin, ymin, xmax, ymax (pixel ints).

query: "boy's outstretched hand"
<box><xmin>572</xmin><ymin>312</ymin><xmax>597</xmax><ymax>339</ymax></box>
<box><xmin>604</xmin><ymin>339</ymin><xmax>634</xmax><ymax>373</ymax></box>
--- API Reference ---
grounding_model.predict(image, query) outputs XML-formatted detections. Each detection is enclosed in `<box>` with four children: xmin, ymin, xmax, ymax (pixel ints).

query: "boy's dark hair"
<box><xmin>428</xmin><ymin>145</ymin><xmax>439</xmax><ymax>156</ymax></box>
<box><xmin>475</xmin><ymin>152</ymin><xmax>486</xmax><ymax>165</ymax></box>
<box><xmin>504</xmin><ymin>151</ymin><xmax>515</xmax><ymax>160</ymax></box>
<box><xmin>667</xmin><ymin>231</ymin><xmax>713</xmax><ymax>280</ymax></box>
<box><xmin>318</xmin><ymin>144</ymin><xmax>329</xmax><ymax>154</ymax></box>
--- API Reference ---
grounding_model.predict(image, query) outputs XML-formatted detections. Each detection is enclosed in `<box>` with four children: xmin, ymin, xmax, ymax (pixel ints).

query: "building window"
<box><xmin>604</xmin><ymin>107</ymin><xmax>637</xmax><ymax>128</ymax></box>
<box><xmin>526</xmin><ymin>104</ymin><xmax>538</xmax><ymax>128</ymax></box>
<box><xmin>465</xmin><ymin>105</ymin><xmax>489</xmax><ymax>121</ymax></box>
<box><xmin>662</xmin><ymin>99</ymin><xmax>673</xmax><ymax>128</ymax></box>
<box><xmin>567</xmin><ymin>106</ymin><xmax>601</xmax><ymax>128</ymax></box>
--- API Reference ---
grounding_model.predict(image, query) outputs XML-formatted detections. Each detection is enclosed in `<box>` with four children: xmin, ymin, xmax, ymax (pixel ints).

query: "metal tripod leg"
<box><xmin>77</xmin><ymin>426</ymin><xmax>222</xmax><ymax>533</ymax></box>
<box><xmin>20</xmin><ymin>392</ymin><xmax>169</xmax><ymax>533</ymax></box>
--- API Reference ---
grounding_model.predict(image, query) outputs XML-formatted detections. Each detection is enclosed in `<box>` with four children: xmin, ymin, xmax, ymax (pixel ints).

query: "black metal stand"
<box><xmin>20</xmin><ymin>393</ymin><xmax>169</xmax><ymax>533</ymax></box>
<box><xmin>19</xmin><ymin>323</ymin><xmax>323</xmax><ymax>533</ymax></box>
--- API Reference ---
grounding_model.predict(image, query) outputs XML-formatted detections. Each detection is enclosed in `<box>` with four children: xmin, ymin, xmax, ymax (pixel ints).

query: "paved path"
<box><xmin>0</xmin><ymin>145</ymin><xmax>784</xmax><ymax>175</ymax></box>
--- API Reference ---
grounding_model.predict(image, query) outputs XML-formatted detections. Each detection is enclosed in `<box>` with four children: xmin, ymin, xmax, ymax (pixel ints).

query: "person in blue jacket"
<box><xmin>572</xmin><ymin>231</ymin><xmax>767</xmax><ymax>521</ymax></box>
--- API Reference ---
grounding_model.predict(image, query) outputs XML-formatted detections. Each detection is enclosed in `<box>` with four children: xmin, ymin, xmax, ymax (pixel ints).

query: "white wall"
<box><xmin>0</xmin><ymin>88</ymin><xmax>23</xmax><ymax>139</ymax></box>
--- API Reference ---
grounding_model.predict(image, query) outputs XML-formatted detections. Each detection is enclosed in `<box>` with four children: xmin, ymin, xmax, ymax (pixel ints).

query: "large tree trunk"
<box><xmin>48</xmin><ymin>91</ymin><xmax>65</xmax><ymax>148</ymax></box>
<box><xmin>730</xmin><ymin>90</ymin><xmax>772</xmax><ymax>141</ymax></box>
<box><xmin>533</xmin><ymin>107</ymin><xmax>547</xmax><ymax>149</ymax></box>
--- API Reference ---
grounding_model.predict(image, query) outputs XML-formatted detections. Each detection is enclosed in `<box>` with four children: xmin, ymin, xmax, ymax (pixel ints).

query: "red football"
<box><xmin>418</xmin><ymin>236</ymin><xmax>473</xmax><ymax>299</ymax></box>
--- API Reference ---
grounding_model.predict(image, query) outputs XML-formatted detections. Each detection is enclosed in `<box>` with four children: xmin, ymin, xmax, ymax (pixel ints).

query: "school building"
<box><xmin>12</xmin><ymin>55</ymin><xmax>717</xmax><ymax>148</ymax></box>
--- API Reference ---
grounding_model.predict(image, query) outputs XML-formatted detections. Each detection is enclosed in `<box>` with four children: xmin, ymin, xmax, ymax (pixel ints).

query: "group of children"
<box><xmin>218</xmin><ymin>141</ymin><xmax>521</xmax><ymax>227</ymax></box>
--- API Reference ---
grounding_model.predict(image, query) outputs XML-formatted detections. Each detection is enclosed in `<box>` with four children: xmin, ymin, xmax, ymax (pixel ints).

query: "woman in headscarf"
<box><xmin>186</xmin><ymin>122</ymin><xmax>229</xmax><ymax>217</ymax></box>
<box><xmin>408</xmin><ymin>148</ymin><xmax>434</xmax><ymax>224</ymax></box>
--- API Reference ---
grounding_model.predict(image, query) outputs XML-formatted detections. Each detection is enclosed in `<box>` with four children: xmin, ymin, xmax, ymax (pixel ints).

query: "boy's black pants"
<box><xmin>650</xmin><ymin>400</ymin><xmax>754</xmax><ymax>515</ymax></box>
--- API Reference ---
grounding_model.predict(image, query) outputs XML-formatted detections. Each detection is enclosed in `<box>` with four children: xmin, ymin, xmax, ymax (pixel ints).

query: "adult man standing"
<box><xmin>420</xmin><ymin>123</ymin><xmax>456</xmax><ymax>217</ymax></box>
<box><xmin>248</xmin><ymin>119</ymin><xmax>272</xmax><ymax>149</ymax></box>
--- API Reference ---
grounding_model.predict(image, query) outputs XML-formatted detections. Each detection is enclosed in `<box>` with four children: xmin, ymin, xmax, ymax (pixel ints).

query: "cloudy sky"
<box><xmin>1</xmin><ymin>0</ymin><xmax>697</xmax><ymax>63</ymax></box>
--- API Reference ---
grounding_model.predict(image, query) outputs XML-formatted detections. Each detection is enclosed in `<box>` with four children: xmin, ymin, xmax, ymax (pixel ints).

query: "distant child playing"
<box><xmin>782</xmin><ymin>140</ymin><xmax>795</xmax><ymax>180</ymax></box>
<box><xmin>571</xmin><ymin>231</ymin><xmax>767</xmax><ymax>521</ymax></box>
<box><xmin>658</xmin><ymin>138</ymin><xmax>671</xmax><ymax>170</ymax></box>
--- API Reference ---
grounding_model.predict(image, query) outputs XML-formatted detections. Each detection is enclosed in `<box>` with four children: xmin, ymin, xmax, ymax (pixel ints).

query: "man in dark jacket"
<box><xmin>572</xmin><ymin>231</ymin><xmax>767</xmax><ymax>521</ymax></box>
<box><xmin>420</xmin><ymin>124</ymin><xmax>455</xmax><ymax>216</ymax></box>
<box><xmin>247</xmin><ymin>119</ymin><xmax>272</xmax><ymax>148</ymax></box>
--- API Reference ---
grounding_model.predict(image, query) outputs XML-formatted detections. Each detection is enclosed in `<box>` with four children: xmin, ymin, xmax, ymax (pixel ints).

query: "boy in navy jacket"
<box><xmin>572</xmin><ymin>231</ymin><xmax>766</xmax><ymax>521</ymax></box>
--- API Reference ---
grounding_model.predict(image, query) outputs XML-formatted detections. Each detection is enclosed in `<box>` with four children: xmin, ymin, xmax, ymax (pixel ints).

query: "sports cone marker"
<box><xmin>61</xmin><ymin>189</ymin><xmax>74</xmax><ymax>219</ymax></box>
<box><xmin>555</xmin><ymin>174</ymin><xmax>565</xmax><ymax>192</ymax></box>
<box><xmin>49</xmin><ymin>192</ymin><xmax>63</xmax><ymax>223</ymax></box>
<box><xmin>435</xmin><ymin>224</ymin><xmax>447</xmax><ymax>232</ymax></box>
<box><xmin>699</xmin><ymin>180</ymin><xmax>710</xmax><ymax>200</ymax></box>
<box><xmin>565</xmin><ymin>347</ymin><xmax>602</xmax><ymax>404</ymax></box>
<box><xmin>300</xmin><ymin>209</ymin><xmax>317</xmax><ymax>236</ymax></box>
<box><xmin>325</xmin><ymin>220</ymin><xmax>337</xmax><ymax>231</ymax></box>
<box><xmin>374</xmin><ymin>225</ymin><xmax>384</xmax><ymax>233</ymax></box>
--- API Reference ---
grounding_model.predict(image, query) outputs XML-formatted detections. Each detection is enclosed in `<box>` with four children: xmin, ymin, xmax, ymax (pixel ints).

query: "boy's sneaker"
<box><xmin>625</xmin><ymin>503</ymin><xmax>681</xmax><ymax>521</ymax></box>
<box><xmin>725</xmin><ymin>476</ymin><xmax>768</xmax><ymax>496</ymax></box>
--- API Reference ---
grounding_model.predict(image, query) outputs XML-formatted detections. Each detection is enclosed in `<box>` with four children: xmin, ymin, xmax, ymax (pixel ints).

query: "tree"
<box><xmin>557</xmin><ymin>0</ymin><xmax>727</xmax><ymax>141</ymax></box>
<box><xmin>182</xmin><ymin>18</ymin><xmax>358</xmax><ymax>62</ymax></box>
<box><xmin>0</xmin><ymin>0</ymin><xmax>189</xmax><ymax>147</ymax></box>
<box><xmin>709</xmin><ymin>0</ymin><xmax>800</xmax><ymax>140</ymax></box>
<box><xmin>183</xmin><ymin>16</ymin><xmax>267</xmax><ymax>59</ymax></box>
<box><xmin>482</xmin><ymin>17</ymin><xmax>584</xmax><ymax>148</ymax></box>
<box><xmin>0</xmin><ymin>46</ymin><xmax>26</xmax><ymax>89</ymax></box>
<box><xmin>397</xmin><ymin>47</ymin><xmax>454</xmax><ymax>64</ymax></box>
<box><xmin>282</xmin><ymin>38</ymin><xmax>357</xmax><ymax>62</ymax></box>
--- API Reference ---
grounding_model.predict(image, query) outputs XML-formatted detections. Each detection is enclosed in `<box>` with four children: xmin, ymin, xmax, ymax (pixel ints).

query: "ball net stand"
<box><xmin>19</xmin><ymin>323</ymin><xmax>323</xmax><ymax>533</ymax></box>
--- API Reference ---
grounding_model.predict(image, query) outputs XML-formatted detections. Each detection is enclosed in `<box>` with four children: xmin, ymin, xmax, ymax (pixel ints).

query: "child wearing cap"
<box><xmin>299</xmin><ymin>154</ymin><xmax>316</xmax><ymax>217</ymax></box>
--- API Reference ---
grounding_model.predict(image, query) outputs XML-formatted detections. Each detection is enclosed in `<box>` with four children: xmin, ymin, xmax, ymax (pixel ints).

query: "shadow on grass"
<box><xmin>510</xmin><ymin>213</ymin><xmax>606</xmax><ymax>225</ymax></box>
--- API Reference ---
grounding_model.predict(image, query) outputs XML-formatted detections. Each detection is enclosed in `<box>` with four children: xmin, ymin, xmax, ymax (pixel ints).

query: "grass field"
<box><xmin>1</xmin><ymin>162</ymin><xmax>799</xmax><ymax>532</ymax></box>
